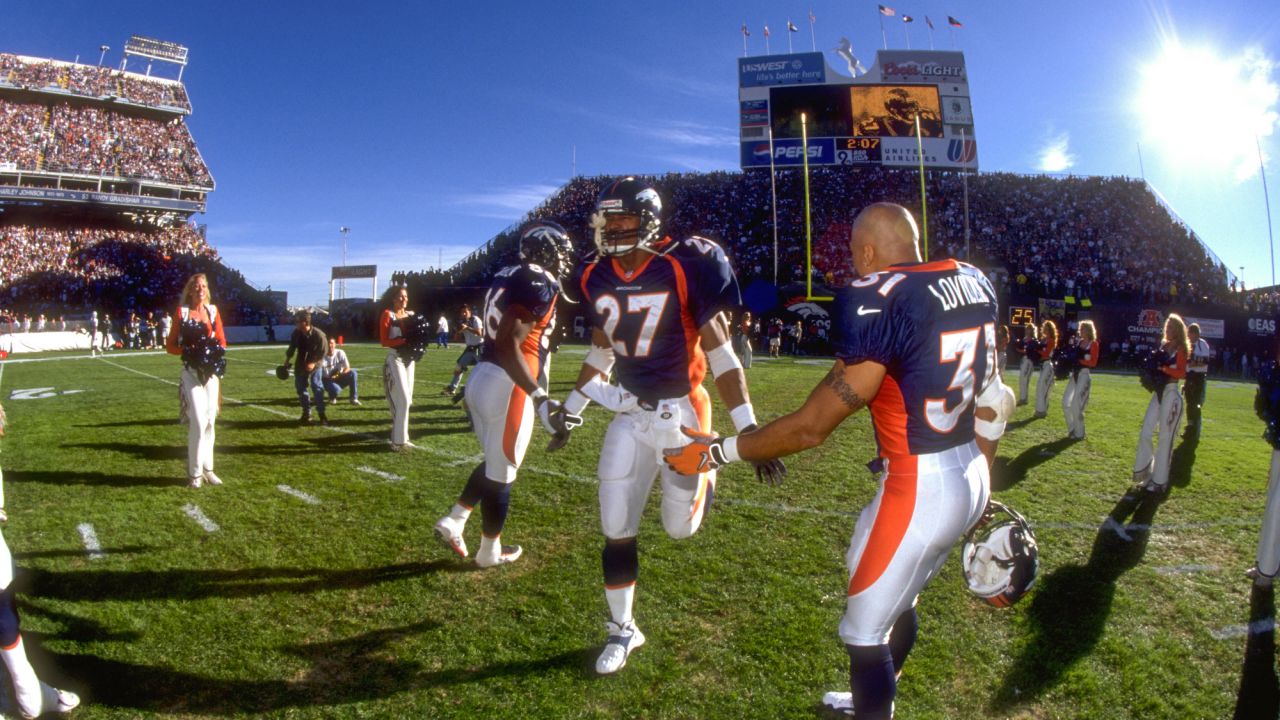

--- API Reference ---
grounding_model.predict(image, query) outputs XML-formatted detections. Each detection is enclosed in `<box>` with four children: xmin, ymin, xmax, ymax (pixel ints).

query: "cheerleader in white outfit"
<box><xmin>1061</xmin><ymin>320</ymin><xmax>1099</xmax><ymax>440</ymax></box>
<box><xmin>166</xmin><ymin>273</ymin><xmax>226</xmax><ymax>488</ymax></box>
<box><xmin>381</xmin><ymin>286</ymin><xmax>415</xmax><ymax>450</ymax></box>
<box><xmin>1033</xmin><ymin>320</ymin><xmax>1058</xmax><ymax>418</ymax></box>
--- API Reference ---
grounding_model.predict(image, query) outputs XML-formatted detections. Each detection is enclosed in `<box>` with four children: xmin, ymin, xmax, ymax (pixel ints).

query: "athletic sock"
<box><xmin>888</xmin><ymin>606</ymin><xmax>918</xmax><ymax>674</ymax></box>
<box><xmin>477</xmin><ymin>478</ymin><xmax>512</xmax><ymax>538</ymax></box>
<box><xmin>603</xmin><ymin>539</ymin><xmax>639</xmax><ymax>624</ymax></box>
<box><xmin>846</xmin><ymin>643</ymin><xmax>896</xmax><ymax>720</ymax></box>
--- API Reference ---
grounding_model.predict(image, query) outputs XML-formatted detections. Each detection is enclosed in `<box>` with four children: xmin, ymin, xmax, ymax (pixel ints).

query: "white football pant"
<box><xmin>383</xmin><ymin>351</ymin><xmax>415</xmax><ymax>446</ymax></box>
<box><xmin>464</xmin><ymin>362</ymin><xmax>534</xmax><ymax>483</ymax></box>
<box><xmin>180</xmin><ymin>367</ymin><xmax>219</xmax><ymax>479</ymax></box>
<box><xmin>1134</xmin><ymin>383</ymin><xmax>1183</xmax><ymax>487</ymax></box>
<box><xmin>840</xmin><ymin>442</ymin><xmax>989</xmax><ymax>646</ymax></box>
<box><xmin>598</xmin><ymin>387</ymin><xmax>715</xmax><ymax>540</ymax></box>
<box><xmin>1017</xmin><ymin>356</ymin><xmax>1034</xmax><ymax>404</ymax></box>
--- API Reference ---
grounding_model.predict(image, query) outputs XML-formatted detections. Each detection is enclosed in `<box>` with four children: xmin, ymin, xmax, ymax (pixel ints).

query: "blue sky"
<box><xmin>3</xmin><ymin>1</ymin><xmax>1279</xmax><ymax>305</ymax></box>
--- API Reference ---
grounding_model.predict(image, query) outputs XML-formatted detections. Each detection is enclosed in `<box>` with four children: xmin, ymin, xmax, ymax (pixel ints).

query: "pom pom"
<box><xmin>396</xmin><ymin>314</ymin><xmax>434</xmax><ymax>363</ymax></box>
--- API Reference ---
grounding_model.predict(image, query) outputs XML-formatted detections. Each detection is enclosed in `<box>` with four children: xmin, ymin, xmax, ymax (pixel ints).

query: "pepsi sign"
<box><xmin>741</xmin><ymin>139</ymin><xmax>835</xmax><ymax>167</ymax></box>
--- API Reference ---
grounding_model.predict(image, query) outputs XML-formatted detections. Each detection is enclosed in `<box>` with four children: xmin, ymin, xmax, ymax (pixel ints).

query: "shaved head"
<box><xmin>849</xmin><ymin>202</ymin><xmax>922</xmax><ymax>277</ymax></box>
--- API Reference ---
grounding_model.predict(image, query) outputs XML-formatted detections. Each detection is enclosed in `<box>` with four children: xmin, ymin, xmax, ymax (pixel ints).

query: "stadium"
<box><xmin>0</xmin><ymin>11</ymin><xmax>1278</xmax><ymax>720</ymax></box>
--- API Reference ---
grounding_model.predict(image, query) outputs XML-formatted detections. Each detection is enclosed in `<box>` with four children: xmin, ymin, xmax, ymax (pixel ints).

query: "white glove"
<box><xmin>536</xmin><ymin>397</ymin><xmax>562</xmax><ymax>434</ymax></box>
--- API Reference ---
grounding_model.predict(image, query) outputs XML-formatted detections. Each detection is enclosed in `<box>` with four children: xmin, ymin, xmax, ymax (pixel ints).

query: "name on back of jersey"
<box><xmin>926</xmin><ymin>272</ymin><xmax>995</xmax><ymax>312</ymax></box>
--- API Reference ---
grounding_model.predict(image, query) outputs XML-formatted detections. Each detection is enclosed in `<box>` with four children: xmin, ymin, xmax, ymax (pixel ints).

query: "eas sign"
<box><xmin>1249</xmin><ymin>317</ymin><xmax>1277</xmax><ymax>335</ymax></box>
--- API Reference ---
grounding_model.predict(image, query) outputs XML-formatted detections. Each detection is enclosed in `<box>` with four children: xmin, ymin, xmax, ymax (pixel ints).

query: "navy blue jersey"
<box><xmin>480</xmin><ymin>263</ymin><xmax>560</xmax><ymax>375</ymax></box>
<box><xmin>832</xmin><ymin>259</ymin><xmax>998</xmax><ymax>458</ymax></box>
<box><xmin>575</xmin><ymin>236</ymin><xmax>742</xmax><ymax>403</ymax></box>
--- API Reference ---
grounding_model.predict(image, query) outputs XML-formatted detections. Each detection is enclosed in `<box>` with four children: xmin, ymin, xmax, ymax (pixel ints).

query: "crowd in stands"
<box><xmin>0</xmin><ymin>97</ymin><xmax>212</xmax><ymax>187</ymax></box>
<box><xmin>0</xmin><ymin>53</ymin><xmax>191</xmax><ymax>112</ymax></box>
<box><xmin>411</xmin><ymin>169</ymin><xmax>1233</xmax><ymax>311</ymax></box>
<box><xmin>0</xmin><ymin>221</ymin><xmax>270</xmax><ymax>326</ymax></box>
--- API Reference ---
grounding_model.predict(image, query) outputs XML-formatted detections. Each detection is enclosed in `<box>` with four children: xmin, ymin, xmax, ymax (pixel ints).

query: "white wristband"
<box><xmin>729</xmin><ymin>403</ymin><xmax>757</xmax><ymax>432</ymax></box>
<box><xmin>721</xmin><ymin>435</ymin><xmax>742</xmax><ymax>463</ymax></box>
<box><xmin>564</xmin><ymin>389</ymin><xmax>590</xmax><ymax>415</ymax></box>
<box><xmin>530</xmin><ymin>387</ymin><xmax>548</xmax><ymax>401</ymax></box>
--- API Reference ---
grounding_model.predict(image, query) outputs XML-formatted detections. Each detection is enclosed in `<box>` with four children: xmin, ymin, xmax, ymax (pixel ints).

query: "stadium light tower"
<box><xmin>97</xmin><ymin>45</ymin><xmax>109</xmax><ymax>67</ymax></box>
<box><xmin>339</xmin><ymin>226</ymin><xmax>351</xmax><ymax>300</ymax></box>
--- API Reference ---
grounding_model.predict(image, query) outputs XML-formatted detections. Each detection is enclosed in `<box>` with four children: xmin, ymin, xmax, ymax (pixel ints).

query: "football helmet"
<box><xmin>962</xmin><ymin>500</ymin><xmax>1039</xmax><ymax>608</ymax></box>
<box><xmin>519</xmin><ymin>219</ymin><xmax>575</xmax><ymax>279</ymax></box>
<box><xmin>590</xmin><ymin>177</ymin><xmax>663</xmax><ymax>256</ymax></box>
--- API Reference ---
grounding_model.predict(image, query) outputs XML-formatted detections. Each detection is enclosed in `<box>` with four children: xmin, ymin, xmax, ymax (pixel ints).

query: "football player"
<box><xmin>665</xmin><ymin>203</ymin><xmax>998</xmax><ymax>719</ymax></box>
<box><xmin>433</xmin><ymin>220</ymin><xmax>574</xmax><ymax>568</ymax></box>
<box><xmin>562</xmin><ymin>177</ymin><xmax>784</xmax><ymax>675</ymax></box>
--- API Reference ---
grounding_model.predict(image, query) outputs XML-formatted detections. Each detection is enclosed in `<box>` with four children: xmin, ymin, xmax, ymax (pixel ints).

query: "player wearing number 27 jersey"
<box><xmin>665</xmin><ymin>203</ymin><xmax>999</xmax><ymax>719</ymax></box>
<box><xmin>563</xmin><ymin>177</ymin><xmax>784</xmax><ymax>676</ymax></box>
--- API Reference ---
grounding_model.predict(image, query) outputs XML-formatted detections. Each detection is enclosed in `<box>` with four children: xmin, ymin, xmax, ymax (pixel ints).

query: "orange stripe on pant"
<box><xmin>501</xmin><ymin>351</ymin><xmax>541</xmax><ymax>464</ymax></box>
<box><xmin>847</xmin><ymin>455</ymin><xmax>919</xmax><ymax>596</ymax></box>
<box><xmin>686</xmin><ymin>385</ymin><xmax>715</xmax><ymax>521</ymax></box>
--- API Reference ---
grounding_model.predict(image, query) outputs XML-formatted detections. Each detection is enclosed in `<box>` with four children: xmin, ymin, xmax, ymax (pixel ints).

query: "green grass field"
<box><xmin>0</xmin><ymin>343</ymin><xmax>1271</xmax><ymax>719</ymax></box>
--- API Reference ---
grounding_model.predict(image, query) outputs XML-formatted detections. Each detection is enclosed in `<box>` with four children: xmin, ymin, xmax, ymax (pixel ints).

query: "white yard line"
<box><xmin>1211</xmin><ymin>618</ymin><xmax>1275</xmax><ymax>640</ymax></box>
<box><xmin>277</xmin><ymin>484</ymin><xmax>321</xmax><ymax>505</ymax></box>
<box><xmin>182</xmin><ymin>503</ymin><xmax>220</xmax><ymax>532</ymax></box>
<box><xmin>1154</xmin><ymin>564</ymin><xmax>1218</xmax><ymax>575</ymax></box>
<box><xmin>76</xmin><ymin>523</ymin><xmax>104</xmax><ymax>560</ymax></box>
<box><xmin>356</xmin><ymin>466</ymin><xmax>404</xmax><ymax>482</ymax></box>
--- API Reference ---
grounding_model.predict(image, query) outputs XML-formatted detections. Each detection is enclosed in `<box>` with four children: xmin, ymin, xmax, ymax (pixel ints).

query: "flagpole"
<box><xmin>961</xmin><ymin>128</ymin><xmax>971</xmax><ymax>261</ymax></box>
<box><xmin>769</xmin><ymin>126</ymin><xmax>779</xmax><ymax>285</ymax></box>
<box><xmin>809</xmin><ymin>10</ymin><xmax>816</xmax><ymax>52</ymax></box>
<box><xmin>787</xmin><ymin>20</ymin><xmax>793</xmax><ymax>53</ymax></box>
<box><xmin>880</xmin><ymin>13</ymin><xmax>887</xmax><ymax>50</ymax></box>
<box><xmin>927</xmin><ymin>21</ymin><xmax>935</xmax><ymax>50</ymax></box>
<box><xmin>765</xmin><ymin>28</ymin><xmax>770</xmax><ymax>55</ymax></box>
<box><xmin>1137</xmin><ymin>142</ymin><xmax>1146</xmax><ymax>180</ymax></box>
<box><xmin>1258</xmin><ymin>135</ymin><xmax>1276</xmax><ymax>286</ymax></box>
<box><xmin>904</xmin><ymin>22</ymin><xmax>911</xmax><ymax>50</ymax></box>
<box><xmin>802</xmin><ymin>112</ymin><xmax>814</xmax><ymax>299</ymax></box>
<box><xmin>742</xmin><ymin>23</ymin><xmax>748</xmax><ymax>57</ymax></box>
<box><xmin>915</xmin><ymin>114</ymin><xmax>929</xmax><ymax>260</ymax></box>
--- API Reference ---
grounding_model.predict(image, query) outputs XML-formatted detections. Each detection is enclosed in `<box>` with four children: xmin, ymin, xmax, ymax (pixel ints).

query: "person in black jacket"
<box><xmin>284</xmin><ymin>311</ymin><xmax>328</xmax><ymax>425</ymax></box>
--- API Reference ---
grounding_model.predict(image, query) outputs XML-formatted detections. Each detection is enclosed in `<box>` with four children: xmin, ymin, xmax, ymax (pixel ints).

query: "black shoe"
<box><xmin>300</xmin><ymin>411</ymin><xmax>311</xmax><ymax>425</ymax></box>
<box><xmin>319</xmin><ymin>414</ymin><xmax>329</xmax><ymax>426</ymax></box>
<box><xmin>452</xmin><ymin>389</ymin><xmax>465</xmax><ymax>405</ymax></box>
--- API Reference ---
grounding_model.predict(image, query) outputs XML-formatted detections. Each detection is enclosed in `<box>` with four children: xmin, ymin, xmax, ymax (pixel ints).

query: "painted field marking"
<box><xmin>357</xmin><ymin>466</ymin><xmax>404</xmax><ymax>482</ymax></box>
<box><xmin>444</xmin><ymin>454</ymin><xmax>484</xmax><ymax>468</ymax></box>
<box><xmin>277</xmin><ymin>484</ymin><xmax>321</xmax><ymax>505</ymax></box>
<box><xmin>1154</xmin><ymin>564</ymin><xmax>1218</xmax><ymax>575</ymax></box>
<box><xmin>182</xmin><ymin>504</ymin><xmax>220</xmax><ymax>532</ymax></box>
<box><xmin>1211</xmin><ymin>618</ymin><xmax>1275</xmax><ymax>640</ymax></box>
<box><xmin>76</xmin><ymin>523</ymin><xmax>104</xmax><ymax>560</ymax></box>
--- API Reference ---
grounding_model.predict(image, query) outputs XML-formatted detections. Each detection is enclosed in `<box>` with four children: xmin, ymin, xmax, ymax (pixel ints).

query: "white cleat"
<box><xmin>821</xmin><ymin>691</ymin><xmax>854</xmax><ymax>715</ymax></box>
<box><xmin>475</xmin><ymin>544</ymin><xmax>522</xmax><ymax>568</ymax></box>
<box><xmin>19</xmin><ymin>682</ymin><xmax>79</xmax><ymax>718</ymax></box>
<box><xmin>595</xmin><ymin>620</ymin><xmax>645</xmax><ymax>675</ymax></box>
<box><xmin>202</xmin><ymin>471</ymin><xmax>223</xmax><ymax>486</ymax></box>
<box><xmin>188</xmin><ymin>475</ymin><xmax>203</xmax><ymax>489</ymax></box>
<box><xmin>433</xmin><ymin>517</ymin><xmax>468</xmax><ymax>558</ymax></box>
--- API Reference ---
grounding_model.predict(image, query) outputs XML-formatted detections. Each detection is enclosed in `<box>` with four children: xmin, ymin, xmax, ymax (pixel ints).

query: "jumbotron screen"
<box><xmin>738</xmin><ymin>49</ymin><xmax>977</xmax><ymax>170</ymax></box>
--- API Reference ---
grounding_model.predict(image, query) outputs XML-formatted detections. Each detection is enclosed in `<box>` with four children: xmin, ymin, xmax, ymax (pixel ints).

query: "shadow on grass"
<box><xmin>1004</xmin><ymin>414</ymin><xmax>1045</xmax><ymax>434</ymax></box>
<box><xmin>991</xmin><ymin>436</ymin><xmax>1082</xmax><ymax>491</ymax></box>
<box><xmin>78</xmin><ymin>418</ymin><xmax>181</xmax><ymax>428</ymax></box>
<box><xmin>17</xmin><ymin>561</ymin><xmax>457</xmax><ymax>602</ymax></box>
<box><xmin>991</xmin><ymin>487</ymin><xmax>1165</xmax><ymax>710</ymax></box>
<box><xmin>6</xmin><ymin>469</ymin><xmax>177</xmax><ymax>488</ymax></box>
<box><xmin>60</xmin><ymin>442</ymin><xmax>185</xmax><ymax>462</ymax></box>
<box><xmin>15</xmin><ymin>546</ymin><xmax>155</xmax><ymax>561</ymax></box>
<box><xmin>1169</xmin><ymin>436</ymin><xmax>1199</xmax><ymax>490</ymax></box>
<box><xmin>1234</xmin><ymin>583</ymin><xmax>1279</xmax><ymax>719</ymax></box>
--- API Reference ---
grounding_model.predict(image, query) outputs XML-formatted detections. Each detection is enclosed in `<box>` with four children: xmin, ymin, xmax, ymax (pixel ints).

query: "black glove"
<box><xmin>741</xmin><ymin>424</ymin><xmax>787</xmax><ymax>486</ymax></box>
<box><xmin>545</xmin><ymin>404</ymin><xmax>584</xmax><ymax>452</ymax></box>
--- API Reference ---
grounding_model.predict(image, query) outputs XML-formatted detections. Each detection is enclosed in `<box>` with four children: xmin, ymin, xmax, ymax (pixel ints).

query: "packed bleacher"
<box><xmin>0</xmin><ymin>53</ymin><xmax>191</xmax><ymax>112</ymax></box>
<box><xmin>0</xmin><ymin>97</ymin><xmax>212</xmax><ymax>187</ymax></box>
<box><xmin>412</xmin><ymin>168</ymin><xmax>1233</xmax><ymax>308</ymax></box>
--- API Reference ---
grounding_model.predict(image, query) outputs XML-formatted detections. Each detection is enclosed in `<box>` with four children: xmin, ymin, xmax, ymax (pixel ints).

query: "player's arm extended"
<box><xmin>737</xmin><ymin>359</ymin><xmax>885</xmax><ymax>460</ymax></box>
<box><xmin>492</xmin><ymin>304</ymin><xmax>541</xmax><ymax>398</ymax></box>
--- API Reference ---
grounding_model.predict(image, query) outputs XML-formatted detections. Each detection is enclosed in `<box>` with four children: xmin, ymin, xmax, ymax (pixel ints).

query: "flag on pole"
<box><xmin>741</xmin><ymin>23</ymin><xmax>750</xmax><ymax>37</ymax></box>
<box><xmin>809</xmin><ymin>9</ymin><xmax>816</xmax><ymax>23</ymax></box>
<box><xmin>764</xmin><ymin>24</ymin><xmax>771</xmax><ymax>36</ymax></box>
<box><xmin>926</xmin><ymin>16</ymin><xmax>934</xmax><ymax>29</ymax></box>
<box><xmin>787</xmin><ymin>20</ymin><xmax>799</xmax><ymax>32</ymax></box>
<box><xmin>948</xmin><ymin>15</ymin><xmax>963</xmax><ymax>27</ymax></box>
<box><xmin>878</xmin><ymin>5</ymin><xmax>896</xmax><ymax>16</ymax></box>
<box><xmin>902</xmin><ymin>15</ymin><xmax>914</xmax><ymax>23</ymax></box>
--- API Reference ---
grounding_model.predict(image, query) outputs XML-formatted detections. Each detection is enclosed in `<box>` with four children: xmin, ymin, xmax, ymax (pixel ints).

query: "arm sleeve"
<box><xmin>165</xmin><ymin>308</ymin><xmax>182</xmax><ymax>355</ymax></box>
<box><xmin>380</xmin><ymin>310</ymin><xmax>405</xmax><ymax>347</ymax></box>
<box><xmin>685</xmin><ymin>243</ymin><xmax>742</xmax><ymax>329</ymax></box>
<box><xmin>1162</xmin><ymin>348</ymin><xmax>1187</xmax><ymax>379</ymax></box>
<box><xmin>211</xmin><ymin>307</ymin><xmax>226</xmax><ymax>348</ymax></box>
<box><xmin>1080</xmin><ymin>341</ymin><xmax>1099</xmax><ymax>368</ymax></box>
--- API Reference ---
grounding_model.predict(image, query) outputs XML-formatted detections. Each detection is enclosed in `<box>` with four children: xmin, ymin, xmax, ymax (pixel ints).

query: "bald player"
<box><xmin>666</xmin><ymin>202</ymin><xmax>1002</xmax><ymax>719</ymax></box>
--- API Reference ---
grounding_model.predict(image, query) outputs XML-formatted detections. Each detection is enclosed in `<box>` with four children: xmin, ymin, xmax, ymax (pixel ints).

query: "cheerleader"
<box><xmin>1061</xmin><ymin>320</ymin><xmax>1099</xmax><ymax>440</ymax></box>
<box><xmin>166</xmin><ymin>273</ymin><xmax>226</xmax><ymax>488</ymax></box>
<box><xmin>381</xmin><ymin>286</ymin><xmax>415</xmax><ymax>450</ymax></box>
<box><xmin>1133</xmin><ymin>314</ymin><xmax>1189</xmax><ymax>495</ymax></box>
<box><xmin>1032</xmin><ymin>319</ymin><xmax>1058</xmax><ymax>418</ymax></box>
<box><xmin>1015</xmin><ymin>323</ymin><xmax>1039</xmax><ymax>406</ymax></box>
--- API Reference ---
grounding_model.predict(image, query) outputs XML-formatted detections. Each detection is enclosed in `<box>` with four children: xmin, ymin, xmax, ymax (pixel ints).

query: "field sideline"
<box><xmin>0</xmin><ymin>342</ymin><xmax>1271</xmax><ymax>719</ymax></box>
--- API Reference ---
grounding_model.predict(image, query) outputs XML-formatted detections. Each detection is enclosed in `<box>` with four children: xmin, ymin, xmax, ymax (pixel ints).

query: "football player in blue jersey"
<box><xmin>666</xmin><ymin>203</ymin><xmax>1005</xmax><ymax>719</ymax></box>
<box><xmin>560</xmin><ymin>177</ymin><xmax>785</xmax><ymax>675</ymax></box>
<box><xmin>433</xmin><ymin>220</ymin><xmax>575</xmax><ymax>568</ymax></box>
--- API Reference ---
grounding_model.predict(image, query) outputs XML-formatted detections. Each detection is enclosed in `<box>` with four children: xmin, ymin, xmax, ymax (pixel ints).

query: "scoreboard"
<box><xmin>738</xmin><ymin>50</ymin><xmax>977</xmax><ymax>171</ymax></box>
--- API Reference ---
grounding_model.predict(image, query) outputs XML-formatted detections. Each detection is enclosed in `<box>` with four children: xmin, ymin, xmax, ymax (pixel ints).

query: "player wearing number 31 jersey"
<box><xmin>564</xmin><ymin>177</ymin><xmax>785</xmax><ymax>676</ymax></box>
<box><xmin>665</xmin><ymin>203</ymin><xmax>1000</xmax><ymax>719</ymax></box>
